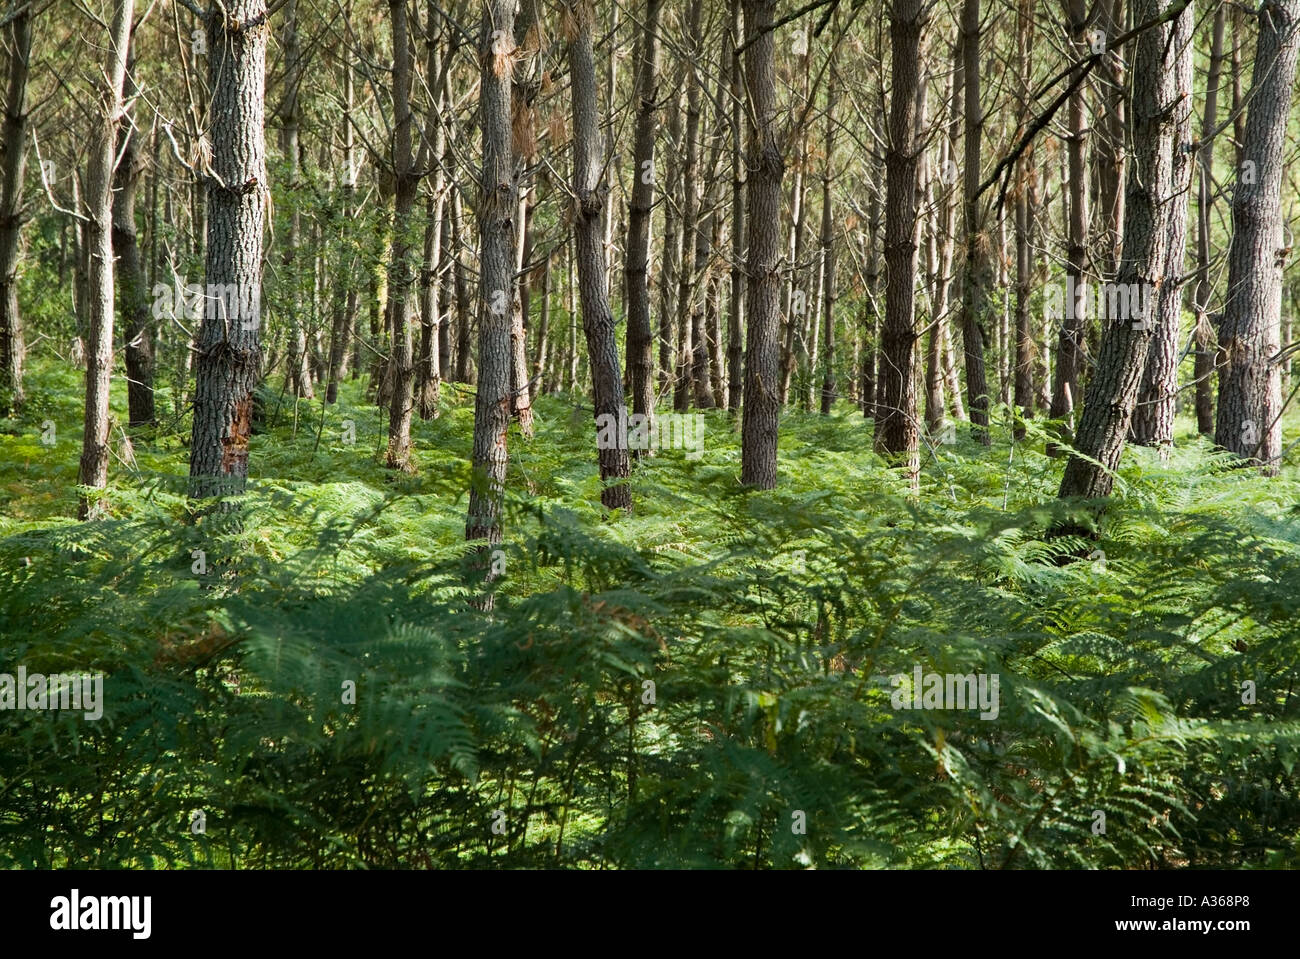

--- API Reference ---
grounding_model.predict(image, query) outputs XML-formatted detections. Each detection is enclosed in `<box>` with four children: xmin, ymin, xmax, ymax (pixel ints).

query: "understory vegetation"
<box><xmin>2</xmin><ymin>359</ymin><xmax>1298</xmax><ymax>869</ymax></box>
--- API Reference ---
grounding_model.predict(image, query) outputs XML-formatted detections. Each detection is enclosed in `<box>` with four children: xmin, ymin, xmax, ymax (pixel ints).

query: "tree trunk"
<box><xmin>326</xmin><ymin>47</ymin><xmax>357</xmax><ymax>405</ymax></box>
<box><xmin>624</xmin><ymin>0</ymin><xmax>662</xmax><ymax>440</ymax></box>
<box><xmin>1050</xmin><ymin>0</ymin><xmax>1089</xmax><ymax>439</ymax></box>
<box><xmin>874</xmin><ymin>0</ymin><xmax>925</xmax><ymax>484</ymax></box>
<box><xmin>280</xmin><ymin>0</ymin><xmax>313</xmax><ymax>399</ymax></box>
<box><xmin>78</xmin><ymin>0</ymin><xmax>134</xmax><ymax>519</ymax></box>
<box><xmin>739</xmin><ymin>0</ymin><xmax>783</xmax><ymax>489</ymax></box>
<box><xmin>112</xmin><ymin>45</ymin><xmax>155</xmax><ymax>428</ymax></box>
<box><xmin>189</xmin><ymin>0</ymin><xmax>269</xmax><ymax>502</ymax></box>
<box><xmin>1214</xmin><ymin>0</ymin><xmax>1300</xmax><ymax>474</ymax></box>
<box><xmin>1132</xmin><ymin>5</ymin><xmax>1194</xmax><ymax>449</ymax></box>
<box><xmin>416</xmin><ymin>13</ymin><xmax>447</xmax><ymax>421</ymax></box>
<box><xmin>658</xmin><ymin>82</ymin><xmax>682</xmax><ymax>396</ymax></box>
<box><xmin>0</xmin><ymin>6</ymin><xmax>31</xmax><ymax>416</ymax></box>
<box><xmin>727</xmin><ymin>0</ymin><xmax>746</xmax><ymax>412</ymax></box>
<box><xmin>674</xmin><ymin>2</ymin><xmax>704</xmax><ymax>413</ymax></box>
<box><xmin>958</xmin><ymin>0</ymin><xmax>991</xmax><ymax>444</ymax></box>
<box><xmin>1093</xmin><ymin>0</ymin><xmax>1126</xmax><ymax>276</ymax></box>
<box><xmin>567</xmin><ymin>2</ymin><xmax>632</xmax><ymax>510</ymax></box>
<box><xmin>466</xmin><ymin>2</ymin><xmax>518</xmax><ymax>552</ymax></box>
<box><xmin>383</xmin><ymin>0</ymin><xmax>421</xmax><ymax>471</ymax></box>
<box><xmin>1193</xmin><ymin>6</ymin><xmax>1226</xmax><ymax>436</ymax></box>
<box><xmin>453</xmin><ymin>187</ymin><xmax>475</xmax><ymax>384</ymax></box>
<box><xmin>1059</xmin><ymin>0</ymin><xmax>1190</xmax><ymax>501</ymax></box>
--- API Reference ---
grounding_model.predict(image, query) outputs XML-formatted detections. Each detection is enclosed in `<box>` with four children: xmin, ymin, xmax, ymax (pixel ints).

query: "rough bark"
<box><xmin>1214</xmin><ymin>0</ymin><xmax>1300</xmax><ymax>474</ymax></box>
<box><xmin>466</xmin><ymin>1</ymin><xmax>517</xmax><ymax>549</ymax></box>
<box><xmin>567</xmin><ymin>1</ymin><xmax>632</xmax><ymax>511</ymax></box>
<box><xmin>0</xmin><ymin>6</ymin><xmax>31</xmax><ymax>415</ymax></box>
<box><xmin>189</xmin><ymin>0</ymin><xmax>269</xmax><ymax>502</ymax></box>
<box><xmin>958</xmin><ymin>0</ymin><xmax>991</xmax><ymax>444</ymax></box>
<box><xmin>1058</xmin><ymin>0</ymin><xmax>1187</xmax><ymax>501</ymax></box>
<box><xmin>112</xmin><ymin>44</ymin><xmax>155</xmax><ymax>428</ymax></box>
<box><xmin>1133</xmin><ymin>5</ymin><xmax>1194</xmax><ymax>448</ymax></box>
<box><xmin>416</xmin><ymin>11</ymin><xmax>447</xmax><ymax>422</ymax></box>
<box><xmin>280</xmin><ymin>0</ymin><xmax>313</xmax><ymax>399</ymax></box>
<box><xmin>384</xmin><ymin>0</ymin><xmax>420</xmax><ymax>471</ymax></box>
<box><xmin>674</xmin><ymin>1</ymin><xmax>704</xmax><ymax>412</ymax></box>
<box><xmin>739</xmin><ymin>0</ymin><xmax>783</xmax><ymax>489</ymax></box>
<box><xmin>624</xmin><ymin>0</ymin><xmax>662</xmax><ymax>438</ymax></box>
<box><xmin>873</xmin><ymin>0</ymin><xmax>925</xmax><ymax>483</ymax></box>
<box><xmin>727</xmin><ymin>0</ymin><xmax>746</xmax><ymax>412</ymax></box>
<box><xmin>1193</xmin><ymin>6</ymin><xmax>1226</xmax><ymax>436</ymax></box>
<box><xmin>1050</xmin><ymin>0</ymin><xmax>1089</xmax><ymax>436</ymax></box>
<box><xmin>78</xmin><ymin>0</ymin><xmax>135</xmax><ymax>519</ymax></box>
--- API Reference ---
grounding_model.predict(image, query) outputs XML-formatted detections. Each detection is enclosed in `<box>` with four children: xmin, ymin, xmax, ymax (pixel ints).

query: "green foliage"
<box><xmin>1</xmin><ymin>361</ymin><xmax>1298</xmax><ymax>868</ymax></box>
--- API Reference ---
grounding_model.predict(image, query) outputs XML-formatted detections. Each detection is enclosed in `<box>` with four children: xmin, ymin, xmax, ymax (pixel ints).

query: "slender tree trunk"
<box><xmin>189</xmin><ymin>0</ymin><xmax>269</xmax><ymax>503</ymax></box>
<box><xmin>78</xmin><ymin>0</ymin><xmax>135</xmax><ymax>519</ymax></box>
<box><xmin>1193</xmin><ymin>6</ymin><xmax>1226</xmax><ymax>436</ymax></box>
<box><xmin>280</xmin><ymin>0</ymin><xmax>313</xmax><ymax>399</ymax></box>
<box><xmin>326</xmin><ymin>49</ymin><xmax>357</xmax><ymax>405</ymax></box>
<box><xmin>1050</xmin><ymin>0</ymin><xmax>1090</xmax><ymax>440</ymax></box>
<box><xmin>727</xmin><ymin>0</ymin><xmax>746</xmax><ymax>412</ymax></box>
<box><xmin>625</xmin><ymin>0</ymin><xmax>662</xmax><ymax>439</ymax></box>
<box><xmin>674</xmin><ymin>2</ymin><xmax>704</xmax><ymax>412</ymax></box>
<box><xmin>1059</xmin><ymin>0</ymin><xmax>1190</xmax><ymax>501</ymax></box>
<box><xmin>818</xmin><ymin>70</ymin><xmax>837</xmax><ymax>416</ymax></box>
<box><xmin>1094</xmin><ymin>0</ymin><xmax>1126</xmax><ymax>276</ymax></box>
<box><xmin>874</xmin><ymin>0</ymin><xmax>926</xmax><ymax>483</ymax></box>
<box><xmin>510</xmin><ymin>186</ymin><xmax>534</xmax><ymax>435</ymax></box>
<box><xmin>1013</xmin><ymin>0</ymin><xmax>1036</xmax><ymax>435</ymax></box>
<box><xmin>862</xmin><ymin>192</ymin><xmax>880</xmax><ymax>419</ymax></box>
<box><xmin>1214</xmin><ymin>0</ymin><xmax>1300</xmax><ymax>474</ymax></box>
<box><xmin>112</xmin><ymin>45</ymin><xmax>155</xmax><ymax>428</ymax></box>
<box><xmin>780</xmin><ymin>132</ymin><xmax>808</xmax><ymax>406</ymax></box>
<box><xmin>1133</xmin><ymin>6</ymin><xmax>1194</xmax><ymax>449</ymax></box>
<box><xmin>0</xmin><ymin>7</ymin><xmax>31</xmax><ymax>415</ymax></box>
<box><xmin>453</xmin><ymin>188</ymin><xmax>475</xmax><ymax>384</ymax></box>
<box><xmin>959</xmin><ymin>0</ymin><xmax>991</xmax><ymax>444</ymax></box>
<box><xmin>466</xmin><ymin>2</ymin><xmax>518</xmax><ymax>552</ymax></box>
<box><xmin>739</xmin><ymin>0</ymin><xmax>783</xmax><ymax>489</ymax></box>
<box><xmin>416</xmin><ymin>14</ymin><xmax>447</xmax><ymax>421</ymax></box>
<box><xmin>383</xmin><ymin>0</ymin><xmax>421</xmax><ymax>471</ymax></box>
<box><xmin>656</xmin><ymin>85</ymin><xmax>681</xmax><ymax>397</ymax></box>
<box><xmin>567</xmin><ymin>1</ymin><xmax>632</xmax><ymax>511</ymax></box>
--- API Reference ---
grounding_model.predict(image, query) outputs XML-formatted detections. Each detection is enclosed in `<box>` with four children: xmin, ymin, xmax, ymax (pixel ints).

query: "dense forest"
<box><xmin>0</xmin><ymin>0</ymin><xmax>1298</xmax><ymax>871</ymax></box>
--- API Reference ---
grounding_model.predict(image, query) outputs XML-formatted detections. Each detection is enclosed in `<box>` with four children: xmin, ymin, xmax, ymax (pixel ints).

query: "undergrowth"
<box><xmin>1</xmin><ymin>360</ymin><xmax>1298</xmax><ymax>868</ymax></box>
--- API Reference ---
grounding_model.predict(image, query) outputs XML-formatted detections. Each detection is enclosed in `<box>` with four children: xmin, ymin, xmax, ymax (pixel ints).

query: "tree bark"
<box><xmin>112</xmin><ymin>44</ymin><xmax>155</xmax><ymax>428</ymax></box>
<box><xmin>819</xmin><ymin>70</ymin><xmax>836</xmax><ymax>416</ymax></box>
<box><xmin>189</xmin><ymin>0</ymin><xmax>269</xmax><ymax>502</ymax></box>
<box><xmin>1050</xmin><ymin>0</ymin><xmax>1089</xmax><ymax>439</ymax></box>
<box><xmin>466</xmin><ymin>1</ymin><xmax>518</xmax><ymax>550</ymax></box>
<box><xmin>383</xmin><ymin>0</ymin><xmax>421</xmax><ymax>471</ymax></box>
<box><xmin>1133</xmin><ymin>5</ymin><xmax>1194</xmax><ymax>449</ymax></box>
<box><xmin>1059</xmin><ymin>0</ymin><xmax>1189</xmax><ymax>501</ymax></box>
<box><xmin>727</xmin><ymin>0</ymin><xmax>746</xmax><ymax>412</ymax></box>
<box><xmin>567</xmin><ymin>1</ymin><xmax>632</xmax><ymax>511</ymax></box>
<box><xmin>78</xmin><ymin>0</ymin><xmax>135</xmax><ymax>519</ymax></box>
<box><xmin>674</xmin><ymin>1</ymin><xmax>704</xmax><ymax>412</ymax></box>
<box><xmin>1214</xmin><ymin>0</ymin><xmax>1300</xmax><ymax>474</ymax></box>
<box><xmin>0</xmin><ymin>6</ymin><xmax>31</xmax><ymax>416</ymax></box>
<box><xmin>1193</xmin><ymin>6</ymin><xmax>1226</xmax><ymax>436</ymax></box>
<box><xmin>624</xmin><ymin>0</ymin><xmax>662</xmax><ymax>440</ymax></box>
<box><xmin>280</xmin><ymin>0</ymin><xmax>313</xmax><ymax>399</ymax></box>
<box><xmin>739</xmin><ymin>0</ymin><xmax>784</xmax><ymax>489</ymax></box>
<box><xmin>958</xmin><ymin>0</ymin><xmax>991</xmax><ymax>444</ymax></box>
<box><xmin>874</xmin><ymin>0</ymin><xmax>925</xmax><ymax>484</ymax></box>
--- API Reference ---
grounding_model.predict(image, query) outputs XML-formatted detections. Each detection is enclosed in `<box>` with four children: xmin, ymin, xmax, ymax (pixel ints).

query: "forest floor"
<box><xmin>2</xmin><ymin>359</ymin><xmax>1299</xmax><ymax>868</ymax></box>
